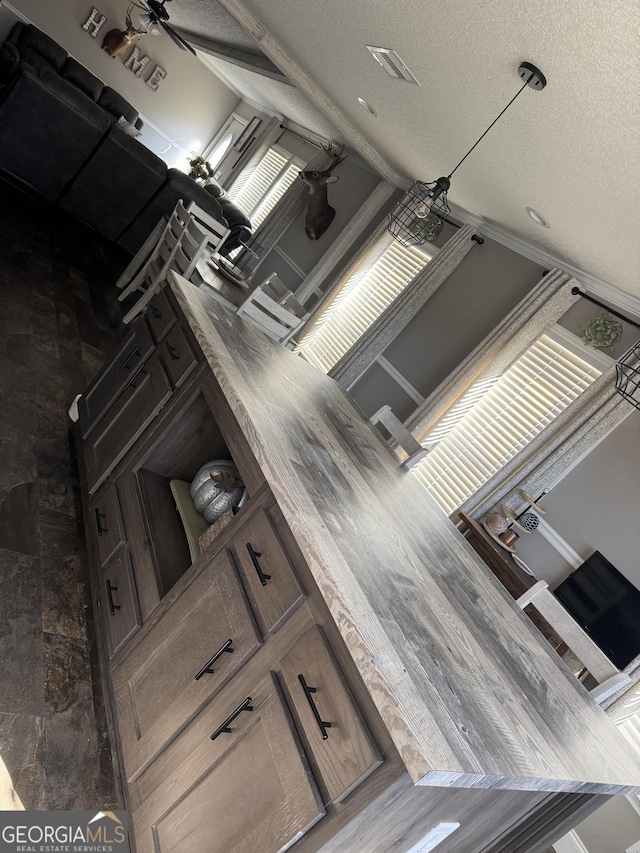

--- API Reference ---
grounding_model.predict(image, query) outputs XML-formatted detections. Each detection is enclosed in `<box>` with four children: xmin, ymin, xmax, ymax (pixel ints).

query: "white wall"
<box><xmin>570</xmin><ymin>796</ymin><xmax>640</xmax><ymax>853</ymax></box>
<box><xmin>3</xmin><ymin>0</ymin><xmax>240</xmax><ymax>166</ymax></box>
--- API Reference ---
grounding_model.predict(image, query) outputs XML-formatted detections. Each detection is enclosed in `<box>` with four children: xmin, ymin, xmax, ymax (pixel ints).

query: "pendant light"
<box><xmin>387</xmin><ymin>62</ymin><xmax>547</xmax><ymax>247</ymax></box>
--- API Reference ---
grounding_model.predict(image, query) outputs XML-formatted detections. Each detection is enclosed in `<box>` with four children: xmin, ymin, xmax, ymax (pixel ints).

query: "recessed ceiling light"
<box><xmin>526</xmin><ymin>207</ymin><xmax>550</xmax><ymax>228</ymax></box>
<box><xmin>357</xmin><ymin>97</ymin><xmax>377</xmax><ymax>116</ymax></box>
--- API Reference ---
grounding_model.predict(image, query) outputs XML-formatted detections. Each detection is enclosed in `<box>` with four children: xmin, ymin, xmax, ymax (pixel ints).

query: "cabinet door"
<box><xmin>84</xmin><ymin>354</ymin><xmax>172</xmax><ymax>495</ymax></box>
<box><xmin>112</xmin><ymin>552</ymin><xmax>262</xmax><ymax>781</ymax></box>
<box><xmin>280</xmin><ymin>625</ymin><xmax>382</xmax><ymax>804</ymax></box>
<box><xmin>158</xmin><ymin>322</ymin><xmax>198</xmax><ymax>389</ymax></box>
<box><xmin>132</xmin><ymin>673</ymin><xmax>325</xmax><ymax>853</ymax></box>
<box><xmin>79</xmin><ymin>318</ymin><xmax>155</xmax><ymax>438</ymax></box>
<box><xmin>99</xmin><ymin>548</ymin><xmax>141</xmax><ymax>658</ymax></box>
<box><xmin>145</xmin><ymin>289</ymin><xmax>176</xmax><ymax>343</ymax></box>
<box><xmin>89</xmin><ymin>484</ymin><xmax>125</xmax><ymax>566</ymax></box>
<box><xmin>231</xmin><ymin>508</ymin><xmax>305</xmax><ymax>635</ymax></box>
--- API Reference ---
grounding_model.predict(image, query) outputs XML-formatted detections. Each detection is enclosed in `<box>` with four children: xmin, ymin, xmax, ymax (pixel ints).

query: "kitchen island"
<box><xmin>77</xmin><ymin>273</ymin><xmax>640</xmax><ymax>853</ymax></box>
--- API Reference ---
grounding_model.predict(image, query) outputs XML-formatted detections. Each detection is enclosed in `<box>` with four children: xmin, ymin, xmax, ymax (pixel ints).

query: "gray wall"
<box><xmin>573</xmin><ymin>796</ymin><xmax>640</xmax><ymax>852</ymax></box>
<box><xmin>5</xmin><ymin>0</ymin><xmax>240</xmax><ymax>166</ymax></box>
<box><xmin>350</xmin><ymin>234</ymin><xmax>545</xmax><ymax>419</ymax></box>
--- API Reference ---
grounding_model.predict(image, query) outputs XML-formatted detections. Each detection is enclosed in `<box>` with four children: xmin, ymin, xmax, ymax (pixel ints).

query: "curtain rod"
<box><xmin>571</xmin><ymin>287</ymin><xmax>640</xmax><ymax>330</ymax></box>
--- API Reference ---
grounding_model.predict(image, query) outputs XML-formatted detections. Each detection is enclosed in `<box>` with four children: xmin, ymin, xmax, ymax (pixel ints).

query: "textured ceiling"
<box><xmin>172</xmin><ymin>0</ymin><xmax>640</xmax><ymax>298</ymax></box>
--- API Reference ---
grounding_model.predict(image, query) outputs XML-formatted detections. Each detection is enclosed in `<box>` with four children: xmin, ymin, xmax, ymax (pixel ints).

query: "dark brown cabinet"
<box><xmin>99</xmin><ymin>549</ymin><xmax>141</xmax><ymax>658</ymax></box>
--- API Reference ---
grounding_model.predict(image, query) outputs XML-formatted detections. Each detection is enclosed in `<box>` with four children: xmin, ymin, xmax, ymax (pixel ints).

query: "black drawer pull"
<box><xmin>195</xmin><ymin>639</ymin><xmax>234</xmax><ymax>680</ymax></box>
<box><xmin>150</xmin><ymin>304</ymin><xmax>162</xmax><ymax>320</ymax></box>
<box><xmin>298</xmin><ymin>674</ymin><xmax>331</xmax><ymax>740</ymax></box>
<box><xmin>210</xmin><ymin>697</ymin><xmax>253</xmax><ymax>740</ymax></box>
<box><xmin>105</xmin><ymin>579</ymin><xmax>121</xmax><ymax>616</ymax></box>
<box><xmin>118</xmin><ymin>345</ymin><xmax>141</xmax><ymax>372</ymax></box>
<box><xmin>166</xmin><ymin>341</ymin><xmax>180</xmax><ymax>361</ymax></box>
<box><xmin>247</xmin><ymin>543</ymin><xmax>270</xmax><ymax>586</ymax></box>
<box><xmin>94</xmin><ymin>508</ymin><xmax>107</xmax><ymax>536</ymax></box>
<box><xmin>123</xmin><ymin>363</ymin><xmax>147</xmax><ymax>391</ymax></box>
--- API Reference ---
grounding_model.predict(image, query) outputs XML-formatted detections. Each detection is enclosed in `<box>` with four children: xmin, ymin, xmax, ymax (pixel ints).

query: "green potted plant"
<box><xmin>187</xmin><ymin>154</ymin><xmax>215</xmax><ymax>183</ymax></box>
<box><xmin>581</xmin><ymin>311</ymin><xmax>623</xmax><ymax>353</ymax></box>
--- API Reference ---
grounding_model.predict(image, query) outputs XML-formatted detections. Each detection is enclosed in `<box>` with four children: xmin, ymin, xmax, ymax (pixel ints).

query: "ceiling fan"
<box><xmin>132</xmin><ymin>0</ymin><xmax>197</xmax><ymax>55</ymax></box>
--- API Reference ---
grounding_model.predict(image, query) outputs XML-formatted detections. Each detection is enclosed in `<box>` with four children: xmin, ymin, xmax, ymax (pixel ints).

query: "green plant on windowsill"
<box><xmin>581</xmin><ymin>311</ymin><xmax>623</xmax><ymax>352</ymax></box>
<box><xmin>187</xmin><ymin>154</ymin><xmax>214</xmax><ymax>183</ymax></box>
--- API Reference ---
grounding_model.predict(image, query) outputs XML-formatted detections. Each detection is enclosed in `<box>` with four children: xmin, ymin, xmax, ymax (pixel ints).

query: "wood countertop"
<box><xmin>171</xmin><ymin>276</ymin><xmax>640</xmax><ymax>797</ymax></box>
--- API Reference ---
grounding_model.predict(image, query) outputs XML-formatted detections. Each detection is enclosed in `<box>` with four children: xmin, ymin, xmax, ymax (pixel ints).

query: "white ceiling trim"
<box><xmin>214</xmin><ymin>0</ymin><xmax>406</xmax><ymax>188</ymax></box>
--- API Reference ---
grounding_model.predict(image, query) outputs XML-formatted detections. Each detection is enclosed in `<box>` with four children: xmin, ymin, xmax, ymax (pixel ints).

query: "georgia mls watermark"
<box><xmin>0</xmin><ymin>811</ymin><xmax>129</xmax><ymax>853</ymax></box>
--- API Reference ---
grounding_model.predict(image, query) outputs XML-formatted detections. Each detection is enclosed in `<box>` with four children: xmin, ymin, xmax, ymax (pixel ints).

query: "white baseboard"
<box><xmin>553</xmin><ymin>829</ymin><xmax>590</xmax><ymax>853</ymax></box>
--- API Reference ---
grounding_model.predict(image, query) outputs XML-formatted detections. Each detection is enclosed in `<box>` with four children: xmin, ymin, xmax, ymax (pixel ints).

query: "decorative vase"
<box><xmin>190</xmin><ymin>460</ymin><xmax>245</xmax><ymax>523</ymax></box>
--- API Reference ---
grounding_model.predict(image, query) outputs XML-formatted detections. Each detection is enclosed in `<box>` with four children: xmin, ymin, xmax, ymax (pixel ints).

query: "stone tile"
<box><xmin>42</xmin><ymin>554</ymin><xmax>86</xmax><ymax>640</ymax></box>
<box><xmin>0</xmin><ymin>548</ymin><xmax>43</xmax><ymax>715</ymax></box>
<box><xmin>0</xmin><ymin>482</ymin><xmax>39</xmax><ymax>557</ymax></box>
<box><xmin>0</xmin><ymin>712</ymin><xmax>46</xmax><ymax>809</ymax></box>
<box><xmin>43</xmin><ymin>632</ymin><xmax>92</xmax><ymax>713</ymax></box>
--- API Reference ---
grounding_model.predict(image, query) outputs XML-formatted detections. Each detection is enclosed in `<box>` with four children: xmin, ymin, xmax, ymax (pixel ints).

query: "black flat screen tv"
<box><xmin>554</xmin><ymin>550</ymin><xmax>640</xmax><ymax>670</ymax></box>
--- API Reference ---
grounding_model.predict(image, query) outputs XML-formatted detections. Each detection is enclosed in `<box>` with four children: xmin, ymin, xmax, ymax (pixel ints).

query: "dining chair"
<box><xmin>236</xmin><ymin>273</ymin><xmax>309</xmax><ymax>347</ymax></box>
<box><xmin>119</xmin><ymin>201</ymin><xmax>230</xmax><ymax>325</ymax></box>
<box><xmin>369</xmin><ymin>405</ymin><xmax>430</xmax><ymax>470</ymax></box>
<box><xmin>516</xmin><ymin>580</ymin><xmax>631</xmax><ymax>704</ymax></box>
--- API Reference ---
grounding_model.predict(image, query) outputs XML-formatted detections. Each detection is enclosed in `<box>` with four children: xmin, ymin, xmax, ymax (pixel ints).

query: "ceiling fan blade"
<box><xmin>159</xmin><ymin>19</ymin><xmax>196</xmax><ymax>55</ymax></box>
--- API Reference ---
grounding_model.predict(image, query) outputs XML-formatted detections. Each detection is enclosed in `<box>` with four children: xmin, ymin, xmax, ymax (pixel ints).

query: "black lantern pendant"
<box><xmin>388</xmin><ymin>62</ymin><xmax>547</xmax><ymax>247</ymax></box>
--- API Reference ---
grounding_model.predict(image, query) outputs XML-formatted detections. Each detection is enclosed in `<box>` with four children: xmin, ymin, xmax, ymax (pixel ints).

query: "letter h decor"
<box><xmin>82</xmin><ymin>7</ymin><xmax>108</xmax><ymax>38</ymax></box>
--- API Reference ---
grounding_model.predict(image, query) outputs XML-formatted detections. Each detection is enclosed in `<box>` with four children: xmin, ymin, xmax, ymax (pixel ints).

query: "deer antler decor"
<box><xmin>299</xmin><ymin>143</ymin><xmax>346</xmax><ymax>240</ymax></box>
<box><xmin>102</xmin><ymin>5</ymin><xmax>147</xmax><ymax>58</ymax></box>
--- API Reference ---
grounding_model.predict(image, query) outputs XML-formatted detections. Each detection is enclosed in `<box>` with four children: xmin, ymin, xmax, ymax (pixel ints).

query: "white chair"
<box><xmin>516</xmin><ymin>580</ymin><xmax>632</xmax><ymax>704</ymax></box>
<box><xmin>369</xmin><ymin>405</ymin><xmax>430</xmax><ymax>470</ymax></box>
<box><xmin>236</xmin><ymin>274</ymin><xmax>309</xmax><ymax>347</ymax></box>
<box><xmin>119</xmin><ymin>201</ymin><xmax>230</xmax><ymax>325</ymax></box>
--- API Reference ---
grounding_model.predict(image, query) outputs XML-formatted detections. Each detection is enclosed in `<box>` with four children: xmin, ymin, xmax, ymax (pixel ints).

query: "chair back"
<box><xmin>516</xmin><ymin>580</ymin><xmax>631</xmax><ymax>703</ymax></box>
<box><xmin>237</xmin><ymin>274</ymin><xmax>309</xmax><ymax>346</ymax></box>
<box><xmin>369</xmin><ymin>405</ymin><xmax>429</xmax><ymax>470</ymax></box>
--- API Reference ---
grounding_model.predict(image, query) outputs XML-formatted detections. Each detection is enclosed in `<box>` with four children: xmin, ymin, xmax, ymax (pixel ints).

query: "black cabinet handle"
<box><xmin>150</xmin><ymin>304</ymin><xmax>162</xmax><ymax>319</ymax></box>
<box><xmin>166</xmin><ymin>341</ymin><xmax>180</xmax><ymax>361</ymax></box>
<box><xmin>246</xmin><ymin>543</ymin><xmax>270</xmax><ymax>586</ymax></box>
<box><xmin>119</xmin><ymin>345</ymin><xmax>141</xmax><ymax>372</ymax></box>
<box><xmin>195</xmin><ymin>639</ymin><xmax>234</xmax><ymax>680</ymax></box>
<box><xmin>105</xmin><ymin>579</ymin><xmax>120</xmax><ymax>616</ymax></box>
<box><xmin>123</xmin><ymin>363</ymin><xmax>147</xmax><ymax>392</ymax></box>
<box><xmin>298</xmin><ymin>674</ymin><xmax>331</xmax><ymax>740</ymax></box>
<box><xmin>94</xmin><ymin>508</ymin><xmax>107</xmax><ymax>536</ymax></box>
<box><xmin>210</xmin><ymin>697</ymin><xmax>253</xmax><ymax>740</ymax></box>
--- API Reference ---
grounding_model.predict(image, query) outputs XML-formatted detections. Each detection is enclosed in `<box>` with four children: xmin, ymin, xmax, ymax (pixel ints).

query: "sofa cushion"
<box><xmin>98</xmin><ymin>86</ymin><xmax>138</xmax><ymax>124</ymax></box>
<box><xmin>59</xmin><ymin>125</ymin><xmax>167</xmax><ymax>241</ymax></box>
<box><xmin>117</xmin><ymin>168</ymin><xmax>228</xmax><ymax>255</ymax></box>
<box><xmin>13</xmin><ymin>23</ymin><xmax>67</xmax><ymax>72</ymax></box>
<box><xmin>17</xmin><ymin>45</ymin><xmax>58</xmax><ymax>76</ymax></box>
<box><xmin>0</xmin><ymin>67</ymin><xmax>110</xmax><ymax>201</ymax></box>
<box><xmin>217</xmin><ymin>197</ymin><xmax>252</xmax><ymax>229</ymax></box>
<box><xmin>62</xmin><ymin>57</ymin><xmax>103</xmax><ymax>102</ymax></box>
<box><xmin>203</xmin><ymin>181</ymin><xmax>226</xmax><ymax>199</ymax></box>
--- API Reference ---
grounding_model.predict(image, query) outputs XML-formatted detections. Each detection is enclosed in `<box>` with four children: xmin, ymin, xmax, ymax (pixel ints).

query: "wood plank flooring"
<box><xmin>0</xmin><ymin>179</ymin><xmax>127</xmax><ymax>808</ymax></box>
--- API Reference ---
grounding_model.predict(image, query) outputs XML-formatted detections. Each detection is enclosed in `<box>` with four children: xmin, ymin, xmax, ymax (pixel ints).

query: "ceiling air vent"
<box><xmin>366</xmin><ymin>45</ymin><xmax>420</xmax><ymax>85</ymax></box>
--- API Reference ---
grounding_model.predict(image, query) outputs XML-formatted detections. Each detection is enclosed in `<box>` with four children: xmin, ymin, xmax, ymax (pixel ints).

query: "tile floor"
<box><xmin>0</xmin><ymin>179</ymin><xmax>128</xmax><ymax>809</ymax></box>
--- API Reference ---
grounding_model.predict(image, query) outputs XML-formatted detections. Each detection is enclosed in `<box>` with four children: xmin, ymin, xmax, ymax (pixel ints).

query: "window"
<box><xmin>294</xmin><ymin>235</ymin><xmax>435</xmax><ymax>373</ymax></box>
<box><xmin>411</xmin><ymin>329</ymin><xmax>602</xmax><ymax>515</ymax></box>
<box><xmin>227</xmin><ymin>146</ymin><xmax>303</xmax><ymax>229</ymax></box>
<box><xmin>207</xmin><ymin>133</ymin><xmax>233</xmax><ymax>170</ymax></box>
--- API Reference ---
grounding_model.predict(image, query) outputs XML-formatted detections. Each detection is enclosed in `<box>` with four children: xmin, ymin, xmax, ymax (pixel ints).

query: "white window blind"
<box><xmin>295</xmin><ymin>236</ymin><xmax>433</xmax><ymax>373</ymax></box>
<box><xmin>412</xmin><ymin>332</ymin><xmax>602</xmax><ymax>515</ymax></box>
<box><xmin>227</xmin><ymin>147</ymin><xmax>301</xmax><ymax>228</ymax></box>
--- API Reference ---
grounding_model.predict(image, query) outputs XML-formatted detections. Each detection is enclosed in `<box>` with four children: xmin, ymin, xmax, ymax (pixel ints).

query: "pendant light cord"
<box><xmin>447</xmin><ymin>77</ymin><xmax>531</xmax><ymax>179</ymax></box>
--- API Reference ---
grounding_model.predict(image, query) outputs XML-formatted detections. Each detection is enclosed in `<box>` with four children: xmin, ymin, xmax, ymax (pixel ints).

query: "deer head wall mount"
<box><xmin>299</xmin><ymin>143</ymin><xmax>346</xmax><ymax>240</ymax></box>
<box><xmin>102</xmin><ymin>5</ymin><xmax>147</xmax><ymax>58</ymax></box>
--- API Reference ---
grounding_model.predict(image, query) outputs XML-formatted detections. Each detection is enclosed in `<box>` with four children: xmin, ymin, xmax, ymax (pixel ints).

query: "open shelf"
<box><xmin>135</xmin><ymin>390</ymin><xmax>244</xmax><ymax>597</ymax></box>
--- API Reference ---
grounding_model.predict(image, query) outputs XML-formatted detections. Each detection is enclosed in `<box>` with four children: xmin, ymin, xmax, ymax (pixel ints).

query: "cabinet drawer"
<box><xmin>112</xmin><ymin>551</ymin><xmax>262</xmax><ymax>781</ymax></box>
<box><xmin>84</xmin><ymin>354</ymin><xmax>172</xmax><ymax>495</ymax></box>
<box><xmin>131</xmin><ymin>673</ymin><xmax>324</xmax><ymax>853</ymax></box>
<box><xmin>89</xmin><ymin>484</ymin><xmax>124</xmax><ymax>566</ymax></box>
<box><xmin>158</xmin><ymin>323</ymin><xmax>198</xmax><ymax>389</ymax></box>
<box><xmin>280</xmin><ymin>625</ymin><xmax>382</xmax><ymax>804</ymax></box>
<box><xmin>145</xmin><ymin>289</ymin><xmax>176</xmax><ymax>343</ymax></box>
<box><xmin>79</xmin><ymin>318</ymin><xmax>155</xmax><ymax>439</ymax></box>
<box><xmin>116</xmin><ymin>474</ymin><xmax>160</xmax><ymax>621</ymax></box>
<box><xmin>231</xmin><ymin>508</ymin><xmax>305</xmax><ymax>635</ymax></box>
<box><xmin>99</xmin><ymin>549</ymin><xmax>141</xmax><ymax>658</ymax></box>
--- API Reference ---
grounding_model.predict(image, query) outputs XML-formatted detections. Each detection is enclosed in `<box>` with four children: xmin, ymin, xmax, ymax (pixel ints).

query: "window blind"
<box><xmin>412</xmin><ymin>333</ymin><xmax>601</xmax><ymax>515</ymax></box>
<box><xmin>227</xmin><ymin>148</ymin><xmax>303</xmax><ymax>230</ymax></box>
<box><xmin>295</xmin><ymin>237</ymin><xmax>432</xmax><ymax>373</ymax></box>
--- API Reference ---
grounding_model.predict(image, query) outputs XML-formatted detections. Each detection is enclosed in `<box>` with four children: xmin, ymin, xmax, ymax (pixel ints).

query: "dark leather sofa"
<box><xmin>0</xmin><ymin>23</ymin><xmax>252</xmax><ymax>255</ymax></box>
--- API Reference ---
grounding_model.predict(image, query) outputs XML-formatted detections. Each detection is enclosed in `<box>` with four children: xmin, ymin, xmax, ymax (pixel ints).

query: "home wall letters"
<box><xmin>81</xmin><ymin>7</ymin><xmax>167</xmax><ymax>92</ymax></box>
